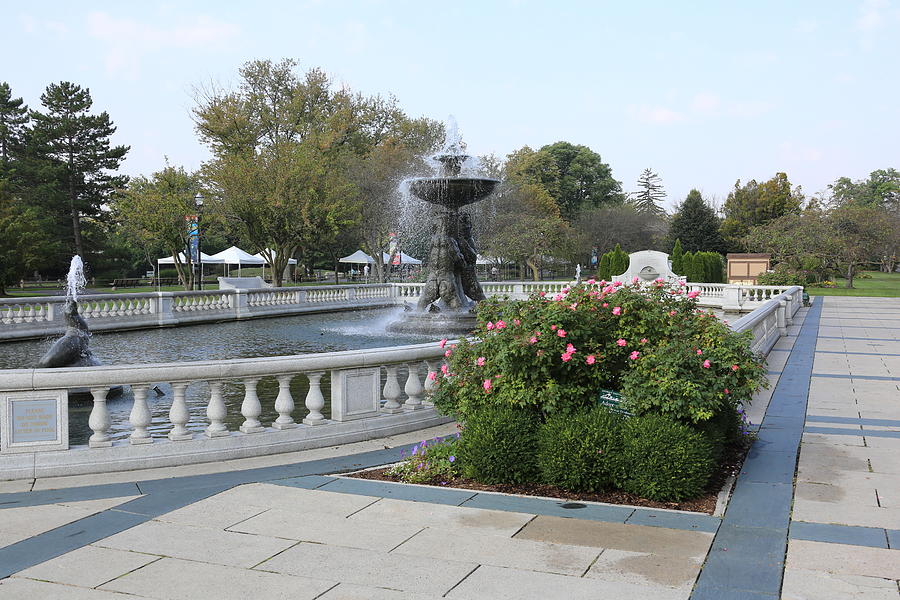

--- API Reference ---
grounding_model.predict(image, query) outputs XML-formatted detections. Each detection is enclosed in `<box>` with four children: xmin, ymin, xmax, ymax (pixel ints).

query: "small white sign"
<box><xmin>1</xmin><ymin>391</ymin><xmax>69</xmax><ymax>453</ymax></box>
<box><xmin>331</xmin><ymin>368</ymin><xmax>380</xmax><ymax>421</ymax></box>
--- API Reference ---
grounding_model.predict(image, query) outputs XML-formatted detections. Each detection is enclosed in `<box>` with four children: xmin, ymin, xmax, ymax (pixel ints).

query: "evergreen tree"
<box><xmin>670</xmin><ymin>238</ymin><xmax>684</xmax><ymax>274</ymax></box>
<box><xmin>720</xmin><ymin>173</ymin><xmax>803</xmax><ymax>251</ymax></box>
<box><xmin>682</xmin><ymin>251</ymin><xmax>695</xmax><ymax>281</ymax></box>
<box><xmin>610</xmin><ymin>243</ymin><xmax>625</xmax><ymax>276</ymax></box>
<box><xmin>30</xmin><ymin>82</ymin><xmax>129</xmax><ymax>258</ymax></box>
<box><xmin>667</xmin><ymin>189</ymin><xmax>725</xmax><ymax>254</ymax></box>
<box><xmin>0</xmin><ymin>82</ymin><xmax>28</xmax><ymax>166</ymax></box>
<box><xmin>597</xmin><ymin>253</ymin><xmax>610</xmax><ymax>280</ymax></box>
<box><xmin>630</xmin><ymin>168</ymin><xmax>666</xmax><ymax>216</ymax></box>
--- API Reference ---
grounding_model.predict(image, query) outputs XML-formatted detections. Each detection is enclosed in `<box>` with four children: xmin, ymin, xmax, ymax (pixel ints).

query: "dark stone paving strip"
<box><xmin>804</xmin><ymin>426</ymin><xmax>900</xmax><ymax>438</ymax></box>
<box><xmin>811</xmin><ymin>373</ymin><xmax>900</xmax><ymax>381</ymax></box>
<box><xmin>691</xmin><ymin>297</ymin><xmax>822</xmax><ymax>599</ymax></box>
<box><xmin>789</xmin><ymin>521</ymin><xmax>889</xmax><ymax>549</ymax></box>
<box><xmin>0</xmin><ymin>442</ymin><xmax>423</xmax><ymax>578</ymax></box>
<box><xmin>0</xmin><ymin>482</ymin><xmax>142</xmax><ymax>510</ymax></box>
<box><xmin>807</xmin><ymin>415</ymin><xmax>900</xmax><ymax>428</ymax></box>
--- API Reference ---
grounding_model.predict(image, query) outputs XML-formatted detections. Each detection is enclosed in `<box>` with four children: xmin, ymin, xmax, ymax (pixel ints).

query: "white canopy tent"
<box><xmin>157</xmin><ymin>252</ymin><xmax>225</xmax><ymax>265</ymax></box>
<box><xmin>208</xmin><ymin>246</ymin><xmax>265</xmax><ymax>277</ymax></box>
<box><xmin>252</xmin><ymin>250</ymin><xmax>298</xmax><ymax>282</ymax></box>
<box><xmin>338</xmin><ymin>250</ymin><xmax>421</xmax><ymax>265</ymax></box>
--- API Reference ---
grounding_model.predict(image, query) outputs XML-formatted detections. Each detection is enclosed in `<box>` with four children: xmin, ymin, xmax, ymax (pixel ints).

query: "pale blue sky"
<box><xmin>4</xmin><ymin>1</ymin><xmax>898</xmax><ymax>210</ymax></box>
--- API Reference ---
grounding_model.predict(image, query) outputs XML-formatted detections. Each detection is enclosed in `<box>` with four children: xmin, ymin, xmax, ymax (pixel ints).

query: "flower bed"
<box><xmin>418</xmin><ymin>279</ymin><xmax>766</xmax><ymax>502</ymax></box>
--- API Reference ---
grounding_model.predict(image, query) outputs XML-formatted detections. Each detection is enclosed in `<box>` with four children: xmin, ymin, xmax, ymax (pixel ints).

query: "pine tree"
<box><xmin>671</xmin><ymin>238</ymin><xmax>684</xmax><ymax>274</ymax></box>
<box><xmin>0</xmin><ymin>82</ymin><xmax>28</xmax><ymax>167</ymax></box>
<box><xmin>630</xmin><ymin>168</ymin><xmax>666</xmax><ymax>215</ymax></box>
<box><xmin>597</xmin><ymin>253</ymin><xmax>610</xmax><ymax>280</ymax></box>
<box><xmin>667</xmin><ymin>189</ymin><xmax>725</xmax><ymax>254</ymax></box>
<box><xmin>610</xmin><ymin>243</ymin><xmax>626</xmax><ymax>276</ymax></box>
<box><xmin>30</xmin><ymin>82</ymin><xmax>129</xmax><ymax>258</ymax></box>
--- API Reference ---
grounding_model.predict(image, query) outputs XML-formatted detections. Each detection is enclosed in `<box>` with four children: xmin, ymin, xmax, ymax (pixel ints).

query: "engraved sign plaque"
<box><xmin>1</xmin><ymin>391</ymin><xmax>68</xmax><ymax>453</ymax></box>
<box><xmin>331</xmin><ymin>368</ymin><xmax>380</xmax><ymax>421</ymax></box>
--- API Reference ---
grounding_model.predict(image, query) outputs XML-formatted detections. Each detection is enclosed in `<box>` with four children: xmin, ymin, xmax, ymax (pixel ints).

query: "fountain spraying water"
<box><xmin>388</xmin><ymin>118</ymin><xmax>500</xmax><ymax>335</ymax></box>
<box><xmin>66</xmin><ymin>255</ymin><xmax>87</xmax><ymax>302</ymax></box>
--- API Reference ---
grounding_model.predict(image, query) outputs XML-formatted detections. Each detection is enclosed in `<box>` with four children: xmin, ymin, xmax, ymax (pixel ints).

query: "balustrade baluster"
<box><xmin>303</xmin><ymin>371</ymin><xmax>326</xmax><ymax>425</ymax></box>
<box><xmin>240</xmin><ymin>377</ymin><xmax>264</xmax><ymax>433</ymax></box>
<box><xmin>423</xmin><ymin>360</ymin><xmax>439</xmax><ymax>402</ymax></box>
<box><xmin>206</xmin><ymin>380</ymin><xmax>229</xmax><ymax>437</ymax></box>
<box><xmin>88</xmin><ymin>387</ymin><xmax>113</xmax><ymax>447</ymax></box>
<box><xmin>129</xmin><ymin>384</ymin><xmax>152</xmax><ymax>444</ymax></box>
<box><xmin>382</xmin><ymin>365</ymin><xmax>404</xmax><ymax>414</ymax></box>
<box><xmin>168</xmin><ymin>382</ymin><xmax>192</xmax><ymax>440</ymax></box>
<box><xmin>404</xmin><ymin>362</ymin><xmax>424</xmax><ymax>410</ymax></box>
<box><xmin>273</xmin><ymin>374</ymin><xmax>297</xmax><ymax>429</ymax></box>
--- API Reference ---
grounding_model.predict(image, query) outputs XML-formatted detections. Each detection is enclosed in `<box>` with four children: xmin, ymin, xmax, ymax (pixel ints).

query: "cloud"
<box><xmin>691</xmin><ymin>93</ymin><xmax>720</xmax><ymax>113</ymax></box>
<box><xmin>628</xmin><ymin>104</ymin><xmax>684</xmax><ymax>124</ymax></box>
<box><xmin>86</xmin><ymin>11</ymin><xmax>239</xmax><ymax>79</ymax></box>
<box><xmin>727</xmin><ymin>100</ymin><xmax>775</xmax><ymax>118</ymax></box>
<box><xmin>779</xmin><ymin>141</ymin><xmax>824</xmax><ymax>163</ymax></box>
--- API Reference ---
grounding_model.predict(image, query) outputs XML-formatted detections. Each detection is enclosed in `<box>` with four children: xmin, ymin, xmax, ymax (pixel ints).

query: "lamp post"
<box><xmin>194</xmin><ymin>193</ymin><xmax>204</xmax><ymax>291</ymax></box>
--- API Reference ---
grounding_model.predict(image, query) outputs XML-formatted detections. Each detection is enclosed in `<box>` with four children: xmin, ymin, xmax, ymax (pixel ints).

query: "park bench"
<box><xmin>111</xmin><ymin>278</ymin><xmax>141</xmax><ymax>288</ymax></box>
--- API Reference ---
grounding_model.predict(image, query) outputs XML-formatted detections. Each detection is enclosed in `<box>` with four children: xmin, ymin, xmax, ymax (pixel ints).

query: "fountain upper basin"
<box><xmin>408</xmin><ymin>177</ymin><xmax>499</xmax><ymax>209</ymax></box>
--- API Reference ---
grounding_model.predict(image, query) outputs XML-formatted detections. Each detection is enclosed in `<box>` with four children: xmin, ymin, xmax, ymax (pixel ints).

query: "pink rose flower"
<box><xmin>557</xmin><ymin>329</ymin><xmax>567</xmax><ymax>337</ymax></box>
<box><xmin>495</xmin><ymin>320</ymin><xmax>506</xmax><ymax>330</ymax></box>
<box><xmin>614</xmin><ymin>281</ymin><xmax>623</xmax><ymax>287</ymax></box>
<box><xmin>476</xmin><ymin>356</ymin><xmax>486</xmax><ymax>366</ymax></box>
<box><xmin>616</xmin><ymin>339</ymin><xmax>627</xmax><ymax>347</ymax></box>
<box><xmin>586</xmin><ymin>355</ymin><xmax>596</xmax><ymax>365</ymax></box>
<box><xmin>440</xmin><ymin>364</ymin><xmax>449</xmax><ymax>374</ymax></box>
<box><xmin>586</xmin><ymin>278</ymin><xmax>596</xmax><ymax>284</ymax></box>
<box><xmin>444</xmin><ymin>349</ymin><xmax>452</xmax><ymax>358</ymax></box>
<box><xmin>529</xmin><ymin>336</ymin><xmax>538</xmax><ymax>344</ymax></box>
<box><xmin>427</xmin><ymin>372</ymin><xmax>437</xmax><ymax>381</ymax></box>
<box><xmin>513</xmin><ymin>319</ymin><xmax>521</xmax><ymax>326</ymax></box>
<box><xmin>724</xmin><ymin>388</ymin><xmax>730</xmax><ymax>394</ymax></box>
<box><xmin>561</xmin><ymin>352</ymin><xmax>573</xmax><ymax>362</ymax></box>
<box><xmin>486</xmin><ymin>321</ymin><xmax>494</xmax><ymax>330</ymax></box>
<box><xmin>731</xmin><ymin>364</ymin><xmax>739</xmax><ymax>371</ymax></box>
<box><xmin>439</xmin><ymin>338</ymin><xmax>448</xmax><ymax>349</ymax></box>
<box><xmin>538</xmin><ymin>291</ymin><xmax>546</xmax><ymax>297</ymax></box>
<box><xmin>629</xmin><ymin>351</ymin><xmax>640</xmax><ymax>360</ymax></box>
<box><xmin>483</xmin><ymin>379</ymin><xmax>492</xmax><ymax>392</ymax></box>
<box><xmin>703</xmin><ymin>359</ymin><xmax>711</xmax><ymax>368</ymax></box>
<box><xmin>688</xmin><ymin>290</ymin><xmax>700</xmax><ymax>299</ymax></box>
<box><xmin>640</xmin><ymin>338</ymin><xmax>648</xmax><ymax>344</ymax></box>
<box><xmin>551</xmin><ymin>325</ymin><xmax>557</xmax><ymax>330</ymax></box>
<box><xmin>602</xmin><ymin>303</ymin><xmax>609</xmax><ymax>308</ymax></box>
<box><xmin>697</xmin><ymin>349</ymin><xmax>703</xmax><ymax>355</ymax></box>
<box><xmin>612</xmin><ymin>306</ymin><xmax>621</xmax><ymax>315</ymax></box>
<box><xmin>632</xmin><ymin>276</ymin><xmax>640</xmax><ymax>284</ymax></box>
<box><xmin>669</xmin><ymin>310</ymin><xmax>677</xmax><ymax>316</ymax></box>
<box><xmin>566</xmin><ymin>343</ymin><xmax>576</xmax><ymax>353</ymax></box>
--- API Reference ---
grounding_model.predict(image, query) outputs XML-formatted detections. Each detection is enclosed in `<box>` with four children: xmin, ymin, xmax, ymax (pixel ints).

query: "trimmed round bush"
<box><xmin>460</xmin><ymin>404</ymin><xmax>540</xmax><ymax>484</ymax></box>
<box><xmin>620</xmin><ymin>414</ymin><xmax>715</xmax><ymax>501</ymax></box>
<box><xmin>538</xmin><ymin>405</ymin><xmax>625</xmax><ymax>492</ymax></box>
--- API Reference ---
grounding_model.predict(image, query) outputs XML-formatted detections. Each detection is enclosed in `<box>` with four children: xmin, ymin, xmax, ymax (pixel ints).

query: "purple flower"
<box><xmin>448</xmin><ymin>455</ymin><xmax>456</xmax><ymax>463</ymax></box>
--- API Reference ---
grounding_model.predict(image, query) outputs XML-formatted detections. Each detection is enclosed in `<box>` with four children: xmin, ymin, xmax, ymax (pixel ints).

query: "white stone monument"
<box><xmin>612</xmin><ymin>250</ymin><xmax>684</xmax><ymax>284</ymax></box>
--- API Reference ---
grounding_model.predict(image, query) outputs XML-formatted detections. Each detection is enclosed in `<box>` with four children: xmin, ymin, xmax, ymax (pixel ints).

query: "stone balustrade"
<box><xmin>0</xmin><ymin>281</ymin><xmax>803</xmax><ymax>342</ymax></box>
<box><xmin>0</xmin><ymin>341</ymin><xmax>451</xmax><ymax>479</ymax></box>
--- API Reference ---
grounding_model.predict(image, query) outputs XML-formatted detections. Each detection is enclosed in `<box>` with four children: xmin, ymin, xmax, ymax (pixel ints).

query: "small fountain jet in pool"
<box><xmin>37</xmin><ymin>256</ymin><xmax>121</xmax><ymax>398</ymax></box>
<box><xmin>388</xmin><ymin>118</ymin><xmax>499</xmax><ymax>334</ymax></box>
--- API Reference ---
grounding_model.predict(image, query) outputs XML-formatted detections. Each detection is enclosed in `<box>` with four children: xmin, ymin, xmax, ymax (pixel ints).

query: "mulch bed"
<box><xmin>347</xmin><ymin>440</ymin><xmax>751</xmax><ymax>515</ymax></box>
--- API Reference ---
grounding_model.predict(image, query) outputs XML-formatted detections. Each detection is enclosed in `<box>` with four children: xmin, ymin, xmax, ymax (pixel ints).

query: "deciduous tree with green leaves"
<box><xmin>720</xmin><ymin>173</ymin><xmax>802</xmax><ymax>251</ymax></box>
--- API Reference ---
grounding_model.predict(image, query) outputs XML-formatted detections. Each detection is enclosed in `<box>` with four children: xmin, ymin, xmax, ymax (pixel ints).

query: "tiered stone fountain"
<box><xmin>388</xmin><ymin>134</ymin><xmax>499</xmax><ymax>335</ymax></box>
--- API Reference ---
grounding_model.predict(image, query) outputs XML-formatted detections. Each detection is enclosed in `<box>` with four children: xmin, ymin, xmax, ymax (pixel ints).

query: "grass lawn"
<box><xmin>808</xmin><ymin>271</ymin><xmax>900</xmax><ymax>297</ymax></box>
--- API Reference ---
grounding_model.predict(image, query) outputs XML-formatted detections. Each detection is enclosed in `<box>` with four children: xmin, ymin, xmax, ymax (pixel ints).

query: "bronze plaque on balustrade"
<box><xmin>1</xmin><ymin>391</ymin><xmax>69</xmax><ymax>453</ymax></box>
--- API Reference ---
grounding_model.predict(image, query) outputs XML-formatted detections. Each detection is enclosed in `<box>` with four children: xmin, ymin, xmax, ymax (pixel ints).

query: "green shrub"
<box><xmin>537</xmin><ymin>405</ymin><xmax>625</xmax><ymax>492</ymax></box>
<box><xmin>670</xmin><ymin>239</ymin><xmax>684</xmax><ymax>274</ymax></box>
<box><xmin>757</xmin><ymin>270</ymin><xmax>805</xmax><ymax>286</ymax></box>
<box><xmin>388</xmin><ymin>436</ymin><xmax>461</xmax><ymax>484</ymax></box>
<box><xmin>459</xmin><ymin>404</ymin><xmax>540</xmax><ymax>484</ymax></box>
<box><xmin>620</xmin><ymin>414</ymin><xmax>715</xmax><ymax>501</ymax></box>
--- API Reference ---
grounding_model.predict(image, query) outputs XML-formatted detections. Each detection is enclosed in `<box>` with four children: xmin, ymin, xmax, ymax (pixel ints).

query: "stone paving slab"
<box><xmin>14</xmin><ymin>544</ymin><xmax>159</xmax><ymax>588</ymax></box>
<box><xmin>347</xmin><ymin>497</ymin><xmax>534</xmax><ymax>536</ymax></box>
<box><xmin>790</xmin><ymin>521</ymin><xmax>889</xmax><ymax>549</ymax></box>
<box><xmin>393</xmin><ymin>527</ymin><xmax>600</xmax><ymax>576</ymax></box>
<box><xmin>786</xmin><ymin>538</ymin><xmax>900</xmax><ymax>580</ymax></box>
<box><xmin>781</xmin><ymin>567</ymin><xmax>900</xmax><ymax>600</ymax></box>
<box><xmin>99</xmin><ymin>555</ymin><xmax>337</xmax><ymax>600</ymax></box>
<box><xmin>317</xmin><ymin>583</ymin><xmax>445</xmax><ymax>600</ymax></box>
<box><xmin>585</xmin><ymin>548</ymin><xmax>700</xmax><ymax>594</ymax></box>
<box><xmin>0</xmin><ymin>578</ymin><xmax>137</xmax><ymax>599</ymax></box>
<box><xmin>447</xmin><ymin>564</ymin><xmax>689</xmax><ymax>600</ymax></box>
<box><xmin>95</xmin><ymin>519</ymin><xmax>296</xmax><ymax>568</ymax></box>
<box><xmin>257</xmin><ymin>542</ymin><xmax>477</xmax><ymax>595</ymax></box>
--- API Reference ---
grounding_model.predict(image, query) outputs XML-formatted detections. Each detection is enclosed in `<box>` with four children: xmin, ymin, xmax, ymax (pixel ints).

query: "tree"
<box><xmin>829</xmin><ymin>169</ymin><xmax>900</xmax><ymax>213</ymax></box>
<box><xmin>0</xmin><ymin>82</ymin><xmax>28</xmax><ymax>166</ymax></box>
<box><xmin>576</xmin><ymin>204</ymin><xmax>668</xmax><ymax>259</ymax></box>
<box><xmin>0</xmin><ymin>178</ymin><xmax>59</xmax><ymax>295</ymax></box>
<box><xmin>113</xmin><ymin>164</ymin><xmax>204</xmax><ymax>290</ymax></box>
<box><xmin>670</xmin><ymin>239</ymin><xmax>684</xmax><ymax>274</ymax></box>
<box><xmin>629</xmin><ymin>168</ymin><xmax>666</xmax><ymax>215</ymax></box>
<box><xmin>720</xmin><ymin>173</ymin><xmax>802</xmax><ymax>251</ymax></box>
<box><xmin>29</xmin><ymin>82</ymin><xmax>129</xmax><ymax>258</ymax></box>
<box><xmin>668</xmin><ymin>189</ymin><xmax>725</xmax><ymax>253</ymax></box>
<box><xmin>831</xmin><ymin>204</ymin><xmax>893</xmax><ymax>287</ymax></box>
<box><xmin>481</xmin><ymin>182</ymin><xmax>572</xmax><ymax>281</ymax></box>
<box><xmin>744</xmin><ymin>207</ymin><xmax>839</xmax><ymax>283</ymax></box>
<box><xmin>597</xmin><ymin>253</ymin><xmax>611</xmax><ymax>280</ymax></box>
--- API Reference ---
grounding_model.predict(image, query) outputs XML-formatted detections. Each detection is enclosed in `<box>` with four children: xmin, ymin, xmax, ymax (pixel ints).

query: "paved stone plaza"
<box><xmin>0</xmin><ymin>296</ymin><xmax>898</xmax><ymax>599</ymax></box>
